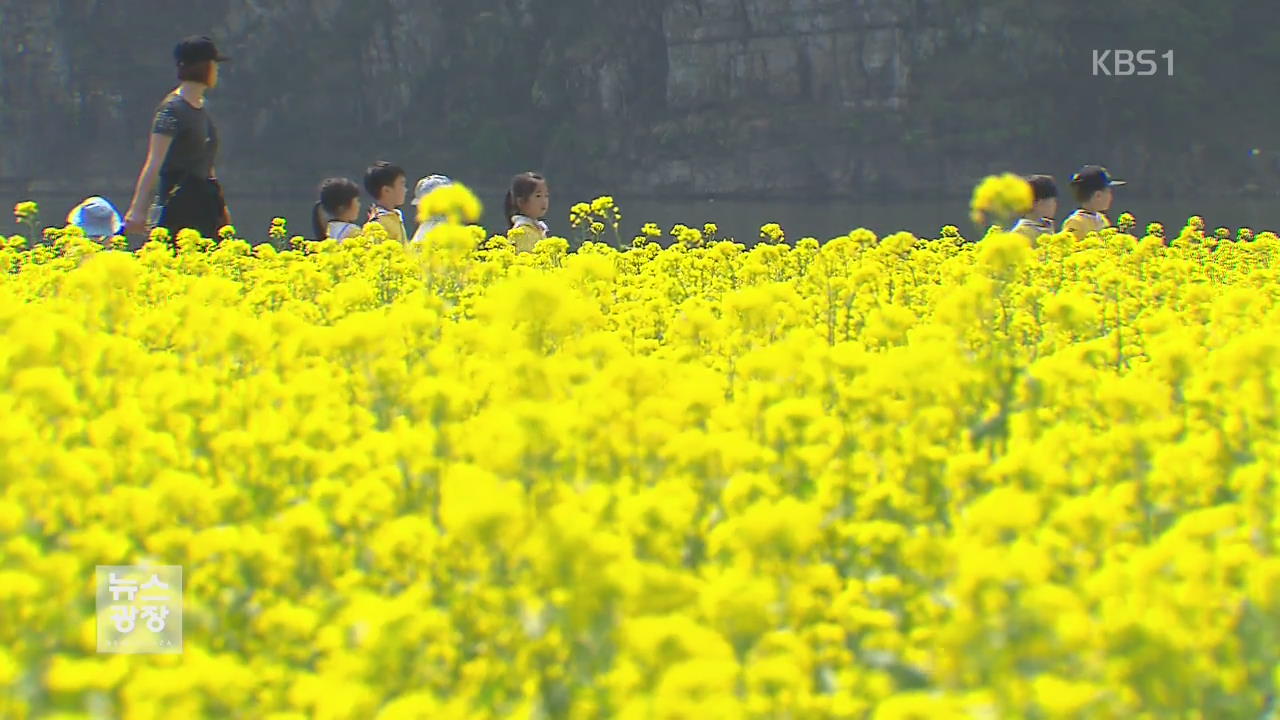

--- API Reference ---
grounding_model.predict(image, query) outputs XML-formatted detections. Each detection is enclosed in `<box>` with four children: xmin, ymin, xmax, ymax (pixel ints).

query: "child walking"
<box><xmin>311</xmin><ymin>177</ymin><xmax>363</xmax><ymax>242</ymax></box>
<box><xmin>67</xmin><ymin>196</ymin><xmax>125</xmax><ymax>239</ymax></box>
<box><xmin>1011</xmin><ymin>175</ymin><xmax>1057</xmax><ymax>240</ymax></box>
<box><xmin>409</xmin><ymin>174</ymin><xmax>454</xmax><ymax>244</ymax></box>
<box><xmin>504</xmin><ymin>171</ymin><xmax>549</xmax><ymax>253</ymax></box>
<box><xmin>1062</xmin><ymin>165</ymin><xmax>1126</xmax><ymax>239</ymax></box>
<box><xmin>364</xmin><ymin>161</ymin><xmax>408</xmax><ymax>243</ymax></box>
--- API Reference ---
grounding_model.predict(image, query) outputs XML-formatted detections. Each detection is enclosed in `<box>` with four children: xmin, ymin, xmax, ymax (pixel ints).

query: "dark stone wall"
<box><xmin>0</xmin><ymin>0</ymin><xmax>1276</xmax><ymax>200</ymax></box>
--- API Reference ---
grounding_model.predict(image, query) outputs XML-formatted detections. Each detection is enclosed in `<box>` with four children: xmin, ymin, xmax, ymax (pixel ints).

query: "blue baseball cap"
<box><xmin>1070</xmin><ymin>165</ymin><xmax>1126</xmax><ymax>195</ymax></box>
<box><xmin>67</xmin><ymin>196</ymin><xmax>123</xmax><ymax>237</ymax></box>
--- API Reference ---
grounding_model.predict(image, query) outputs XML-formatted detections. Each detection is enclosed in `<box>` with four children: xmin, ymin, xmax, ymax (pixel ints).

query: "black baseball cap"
<box><xmin>174</xmin><ymin>36</ymin><xmax>230</xmax><ymax>65</ymax></box>
<box><xmin>1070</xmin><ymin>165</ymin><xmax>1126</xmax><ymax>195</ymax></box>
<box><xmin>1025</xmin><ymin>174</ymin><xmax>1057</xmax><ymax>201</ymax></box>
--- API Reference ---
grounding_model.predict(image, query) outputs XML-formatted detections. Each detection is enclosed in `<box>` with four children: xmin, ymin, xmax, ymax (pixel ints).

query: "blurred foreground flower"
<box><xmin>970</xmin><ymin>174</ymin><xmax>1033</xmax><ymax>228</ymax></box>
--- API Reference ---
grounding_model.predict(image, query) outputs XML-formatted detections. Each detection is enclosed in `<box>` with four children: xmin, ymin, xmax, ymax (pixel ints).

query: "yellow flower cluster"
<box><xmin>970</xmin><ymin>174</ymin><xmax>1034</xmax><ymax>228</ymax></box>
<box><xmin>2</xmin><ymin>201</ymin><xmax>1279</xmax><ymax>719</ymax></box>
<box><xmin>13</xmin><ymin>201</ymin><xmax>38</xmax><ymax>224</ymax></box>
<box><xmin>269</xmin><ymin>217</ymin><xmax>289</xmax><ymax>243</ymax></box>
<box><xmin>570</xmin><ymin>197</ymin><xmax>623</xmax><ymax>246</ymax></box>
<box><xmin>632</xmin><ymin>222</ymin><xmax>664</xmax><ymax>248</ymax></box>
<box><xmin>416</xmin><ymin>184</ymin><xmax>483</xmax><ymax>228</ymax></box>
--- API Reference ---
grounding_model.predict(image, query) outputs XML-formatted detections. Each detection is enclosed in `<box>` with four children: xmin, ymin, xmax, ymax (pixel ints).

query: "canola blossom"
<box><xmin>970</xmin><ymin>174</ymin><xmax>1034</xmax><ymax>229</ymax></box>
<box><xmin>2</xmin><ymin>181</ymin><xmax>1280</xmax><ymax>719</ymax></box>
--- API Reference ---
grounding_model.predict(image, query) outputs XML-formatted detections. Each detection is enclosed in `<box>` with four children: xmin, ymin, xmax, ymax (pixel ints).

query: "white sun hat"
<box><xmin>67</xmin><ymin>196</ymin><xmax>124</xmax><ymax>236</ymax></box>
<box><xmin>411</xmin><ymin>174</ymin><xmax>453</xmax><ymax>205</ymax></box>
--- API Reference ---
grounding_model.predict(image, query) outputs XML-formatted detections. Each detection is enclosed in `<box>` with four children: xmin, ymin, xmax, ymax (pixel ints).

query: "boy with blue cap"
<box><xmin>1011</xmin><ymin>175</ymin><xmax>1058</xmax><ymax>240</ymax></box>
<box><xmin>1062</xmin><ymin>165</ymin><xmax>1126</xmax><ymax>239</ymax></box>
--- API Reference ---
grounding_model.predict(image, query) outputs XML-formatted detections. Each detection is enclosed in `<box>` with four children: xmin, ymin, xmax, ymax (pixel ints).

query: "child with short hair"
<box><xmin>1062</xmin><ymin>165</ymin><xmax>1126</xmax><ymax>239</ymax></box>
<box><xmin>409</xmin><ymin>174</ymin><xmax>454</xmax><ymax>244</ymax></box>
<box><xmin>1011</xmin><ymin>175</ymin><xmax>1057</xmax><ymax>240</ymax></box>
<box><xmin>504</xmin><ymin>171</ymin><xmax>549</xmax><ymax>253</ymax></box>
<box><xmin>363</xmin><ymin>161</ymin><xmax>408</xmax><ymax>243</ymax></box>
<box><xmin>311</xmin><ymin>177</ymin><xmax>363</xmax><ymax>242</ymax></box>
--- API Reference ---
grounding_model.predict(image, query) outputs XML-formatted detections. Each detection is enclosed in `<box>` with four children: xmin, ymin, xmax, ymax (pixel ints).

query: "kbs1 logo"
<box><xmin>1092</xmin><ymin>49</ymin><xmax>1173</xmax><ymax>76</ymax></box>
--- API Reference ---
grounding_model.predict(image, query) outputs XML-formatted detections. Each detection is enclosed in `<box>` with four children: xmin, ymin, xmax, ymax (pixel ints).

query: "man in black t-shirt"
<box><xmin>124</xmin><ymin>36</ymin><xmax>231</xmax><ymax>241</ymax></box>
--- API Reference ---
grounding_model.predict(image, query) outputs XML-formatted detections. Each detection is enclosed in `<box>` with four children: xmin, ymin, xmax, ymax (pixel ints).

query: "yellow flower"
<box><xmin>1042</xmin><ymin>292</ymin><xmax>1101</xmax><ymax>335</ymax></box>
<box><xmin>700</xmin><ymin>566</ymin><xmax>778</xmax><ymax>641</ymax></box>
<box><xmin>374</xmin><ymin>692</ymin><xmax>442</xmax><ymax>719</ymax></box>
<box><xmin>44</xmin><ymin>655</ymin><xmax>129</xmax><ymax>692</ymax></box>
<box><xmin>760</xmin><ymin>222</ymin><xmax>785</xmax><ymax>244</ymax></box>
<box><xmin>591</xmin><ymin>196</ymin><xmax>615</xmax><ymax>214</ymax></box>
<box><xmin>13</xmin><ymin>200</ymin><xmax>39</xmax><ymax>223</ymax></box>
<box><xmin>439</xmin><ymin>463</ymin><xmax>525</xmax><ymax>543</ymax></box>
<box><xmin>970</xmin><ymin>173</ymin><xmax>1033</xmax><ymax>227</ymax></box>
<box><xmin>362</xmin><ymin>220</ymin><xmax>389</xmax><ymax>242</ymax></box>
<box><xmin>416</xmin><ymin>182</ymin><xmax>483</xmax><ymax>225</ymax></box>
<box><xmin>0</xmin><ymin>191</ymin><xmax>1276</xmax><ymax>718</ymax></box>
<box><xmin>0</xmin><ymin>648</ymin><xmax>18</xmax><ymax>686</ymax></box>
<box><xmin>872</xmin><ymin>692</ymin><xmax>971</xmax><ymax>720</ymax></box>
<box><xmin>1032</xmin><ymin>674</ymin><xmax>1102</xmax><ymax>717</ymax></box>
<box><xmin>864</xmin><ymin>305</ymin><xmax>917</xmax><ymax>346</ymax></box>
<box><xmin>880</xmin><ymin>231</ymin><xmax>917</xmax><ymax>255</ymax></box>
<box><xmin>978</xmin><ymin>231</ymin><xmax>1034</xmax><ymax>275</ymax></box>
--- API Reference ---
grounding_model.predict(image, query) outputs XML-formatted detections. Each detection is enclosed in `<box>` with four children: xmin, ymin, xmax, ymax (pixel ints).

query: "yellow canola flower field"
<box><xmin>2</xmin><ymin>186</ymin><xmax>1280</xmax><ymax>719</ymax></box>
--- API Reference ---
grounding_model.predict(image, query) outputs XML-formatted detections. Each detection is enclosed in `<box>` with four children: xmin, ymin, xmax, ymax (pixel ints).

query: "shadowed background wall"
<box><xmin>0</xmin><ymin>0</ymin><xmax>1277</xmax><ymax>202</ymax></box>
